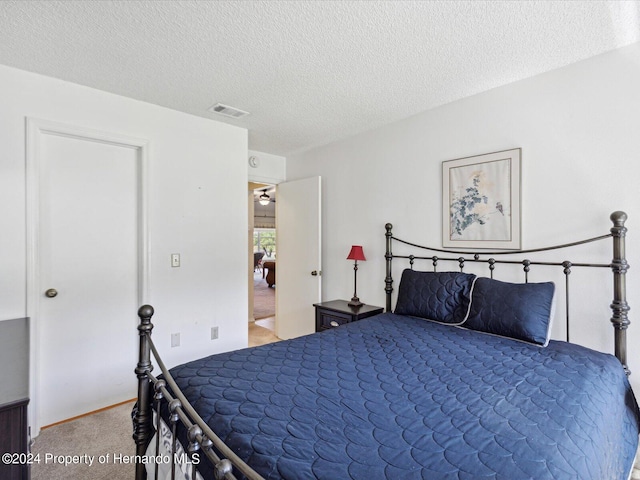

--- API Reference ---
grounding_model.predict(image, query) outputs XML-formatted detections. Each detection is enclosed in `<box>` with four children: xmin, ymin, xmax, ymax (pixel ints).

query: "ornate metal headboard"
<box><xmin>384</xmin><ymin>211</ymin><xmax>630</xmax><ymax>375</ymax></box>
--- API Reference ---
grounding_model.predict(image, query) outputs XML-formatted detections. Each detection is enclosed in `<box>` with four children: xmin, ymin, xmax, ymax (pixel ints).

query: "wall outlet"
<box><xmin>211</xmin><ymin>326</ymin><xmax>219</xmax><ymax>340</ymax></box>
<box><xmin>171</xmin><ymin>333</ymin><xmax>180</xmax><ymax>347</ymax></box>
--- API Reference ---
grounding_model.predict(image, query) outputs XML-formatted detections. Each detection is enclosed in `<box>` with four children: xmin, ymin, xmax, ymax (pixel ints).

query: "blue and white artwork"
<box><xmin>443</xmin><ymin>149</ymin><xmax>521</xmax><ymax>249</ymax></box>
<box><xmin>449</xmin><ymin>159</ymin><xmax>510</xmax><ymax>241</ymax></box>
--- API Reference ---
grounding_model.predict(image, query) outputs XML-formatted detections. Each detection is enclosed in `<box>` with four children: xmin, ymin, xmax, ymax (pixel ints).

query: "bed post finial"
<box><xmin>138</xmin><ymin>304</ymin><xmax>154</xmax><ymax>322</ymax></box>
<box><xmin>385</xmin><ymin>223</ymin><xmax>394</xmax><ymax>312</ymax></box>
<box><xmin>134</xmin><ymin>305</ymin><xmax>155</xmax><ymax>480</ymax></box>
<box><xmin>610</xmin><ymin>212</ymin><xmax>630</xmax><ymax>375</ymax></box>
<box><xmin>610</xmin><ymin>210</ymin><xmax>627</xmax><ymax>225</ymax></box>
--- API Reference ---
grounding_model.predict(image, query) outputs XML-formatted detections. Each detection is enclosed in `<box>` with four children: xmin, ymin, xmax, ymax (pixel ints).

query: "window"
<box><xmin>254</xmin><ymin>228</ymin><xmax>276</xmax><ymax>259</ymax></box>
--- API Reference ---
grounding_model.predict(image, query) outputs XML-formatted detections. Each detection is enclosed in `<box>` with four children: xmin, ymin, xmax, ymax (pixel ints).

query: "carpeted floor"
<box><xmin>253</xmin><ymin>270</ymin><xmax>275</xmax><ymax>319</ymax></box>
<box><xmin>31</xmin><ymin>401</ymin><xmax>135</xmax><ymax>480</ymax></box>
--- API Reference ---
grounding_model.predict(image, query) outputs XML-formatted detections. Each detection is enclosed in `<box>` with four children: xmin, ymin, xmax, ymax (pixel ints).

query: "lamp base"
<box><xmin>348</xmin><ymin>297</ymin><xmax>363</xmax><ymax>308</ymax></box>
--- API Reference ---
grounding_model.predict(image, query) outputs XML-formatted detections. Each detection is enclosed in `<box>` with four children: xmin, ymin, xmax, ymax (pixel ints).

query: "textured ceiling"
<box><xmin>1</xmin><ymin>1</ymin><xmax>639</xmax><ymax>156</ymax></box>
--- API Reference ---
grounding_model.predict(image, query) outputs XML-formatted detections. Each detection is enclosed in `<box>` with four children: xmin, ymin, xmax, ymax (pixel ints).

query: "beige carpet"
<box><xmin>253</xmin><ymin>272</ymin><xmax>275</xmax><ymax>319</ymax></box>
<box><xmin>31</xmin><ymin>401</ymin><xmax>135</xmax><ymax>480</ymax></box>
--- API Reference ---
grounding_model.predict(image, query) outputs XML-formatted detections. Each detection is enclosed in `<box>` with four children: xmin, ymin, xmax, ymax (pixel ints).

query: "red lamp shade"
<box><xmin>347</xmin><ymin>245</ymin><xmax>366</xmax><ymax>262</ymax></box>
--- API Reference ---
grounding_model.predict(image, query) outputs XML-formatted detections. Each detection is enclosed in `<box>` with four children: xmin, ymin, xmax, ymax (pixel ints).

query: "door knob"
<box><xmin>45</xmin><ymin>288</ymin><xmax>58</xmax><ymax>298</ymax></box>
<box><xmin>311</xmin><ymin>270</ymin><xmax>320</xmax><ymax>276</ymax></box>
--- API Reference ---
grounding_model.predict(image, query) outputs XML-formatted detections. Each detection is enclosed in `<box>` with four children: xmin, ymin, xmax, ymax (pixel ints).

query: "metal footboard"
<box><xmin>133</xmin><ymin>305</ymin><xmax>264</xmax><ymax>480</ymax></box>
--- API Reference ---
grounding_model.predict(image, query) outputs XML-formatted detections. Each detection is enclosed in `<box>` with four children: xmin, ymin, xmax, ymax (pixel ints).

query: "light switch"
<box><xmin>171</xmin><ymin>253</ymin><xmax>180</xmax><ymax>267</ymax></box>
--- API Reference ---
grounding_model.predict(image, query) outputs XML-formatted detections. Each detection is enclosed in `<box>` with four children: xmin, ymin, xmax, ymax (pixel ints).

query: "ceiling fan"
<box><xmin>255</xmin><ymin>187</ymin><xmax>276</xmax><ymax>206</ymax></box>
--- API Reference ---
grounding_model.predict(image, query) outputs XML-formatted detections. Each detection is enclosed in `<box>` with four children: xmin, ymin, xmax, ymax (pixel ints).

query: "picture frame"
<box><xmin>442</xmin><ymin>148</ymin><xmax>521</xmax><ymax>250</ymax></box>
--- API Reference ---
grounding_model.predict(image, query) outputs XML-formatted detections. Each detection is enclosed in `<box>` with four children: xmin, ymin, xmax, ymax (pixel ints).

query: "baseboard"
<box><xmin>41</xmin><ymin>398</ymin><xmax>136</xmax><ymax>430</ymax></box>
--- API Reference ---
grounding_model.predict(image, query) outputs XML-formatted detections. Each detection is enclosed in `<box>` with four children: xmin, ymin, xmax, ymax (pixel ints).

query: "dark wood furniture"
<box><xmin>253</xmin><ymin>252</ymin><xmax>264</xmax><ymax>272</ymax></box>
<box><xmin>0</xmin><ymin>318</ymin><xmax>30</xmax><ymax>480</ymax></box>
<box><xmin>314</xmin><ymin>300</ymin><xmax>383</xmax><ymax>332</ymax></box>
<box><xmin>262</xmin><ymin>261</ymin><xmax>275</xmax><ymax>287</ymax></box>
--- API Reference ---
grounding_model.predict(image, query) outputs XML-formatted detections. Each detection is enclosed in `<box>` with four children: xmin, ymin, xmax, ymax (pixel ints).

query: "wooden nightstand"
<box><xmin>0</xmin><ymin>318</ymin><xmax>30</xmax><ymax>480</ymax></box>
<box><xmin>314</xmin><ymin>300</ymin><xmax>384</xmax><ymax>332</ymax></box>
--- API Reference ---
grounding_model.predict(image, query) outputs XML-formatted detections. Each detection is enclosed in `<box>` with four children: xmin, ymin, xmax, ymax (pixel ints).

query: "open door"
<box><xmin>275</xmin><ymin>176</ymin><xmax>321</xmax><ymax>339</ymax></box>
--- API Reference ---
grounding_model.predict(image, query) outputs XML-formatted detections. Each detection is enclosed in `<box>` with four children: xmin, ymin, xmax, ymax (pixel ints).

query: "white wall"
<box><xmin>0</xmin><ymin>64</ymin><xmax>249</xmax><ymax>371</ymax></box>
<box><xmin>248</xmin><ymin>149</ymin><xmax>286</xmax><ymax>185</ymax></box>
<box><xmin>248</xmin><ymin>149</ymin><xmax>285</xmax><ymax>229</ymax></box>
<box><xmin>287</xmin><ymin>42</ymin><xmax>640</xmax><ymax>392</ymax></box>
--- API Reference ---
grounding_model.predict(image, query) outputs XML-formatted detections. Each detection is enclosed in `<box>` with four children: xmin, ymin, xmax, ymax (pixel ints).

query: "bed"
<box><xmin>133</xmin><ymin>211</ymin><xmax>639</xmax><ymax>480</ymax></box>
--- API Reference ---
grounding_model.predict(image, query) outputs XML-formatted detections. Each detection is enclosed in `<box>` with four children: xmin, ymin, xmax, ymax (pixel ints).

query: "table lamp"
<box><xmin>347</xmin><ymin>245</ymin><xmax>366</xmax><ymax>307</ymax></box>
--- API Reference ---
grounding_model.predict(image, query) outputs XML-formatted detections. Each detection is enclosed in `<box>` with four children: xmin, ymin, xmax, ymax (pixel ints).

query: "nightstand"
<box><xmin>0</xmin><ymin>318</ymin><xmax>30</xmax><ymax>480</ymax></box>
<box><xmin>314</xmin><ymin>300</ymin><xmax>384</xmax><ymax>332</ymax></box>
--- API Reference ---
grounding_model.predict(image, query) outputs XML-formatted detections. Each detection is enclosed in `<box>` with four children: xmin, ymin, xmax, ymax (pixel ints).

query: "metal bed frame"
<box><xmin>133</xmin><ymin>304</ymin><xmax>263</xmax><ymax>480</ymax></box>
<box><xmin>385</xmin><ymin>210</ymin><xmax>630</xmax><ymax>374</ymax></box>
<box><xmin>133</xmin><ymin>211</ymin><xmax>630</xmax><ymax>480</ymax></box>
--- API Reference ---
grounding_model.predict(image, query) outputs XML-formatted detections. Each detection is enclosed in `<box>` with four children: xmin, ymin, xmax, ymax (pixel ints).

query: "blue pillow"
<box><xmin>464</xmin><ymin>277</ymin><xmax>556</xmax><ymax>346</ymax></box>
<box><xmin>394</xmin><ymin>270</ymin><xmax>477</xmax><ymax>325</ymax></box>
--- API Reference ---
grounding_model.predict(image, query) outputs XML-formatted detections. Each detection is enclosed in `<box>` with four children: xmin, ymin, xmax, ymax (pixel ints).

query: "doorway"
<box><xmin>247</xmin><ymin>176</ymin><xmax>322</xmax><ymax>343</ymax></box>
<box><xmin>248</xmin><ymin>183</ymin><xmax>278</xmax><ymax>346</ymax></box>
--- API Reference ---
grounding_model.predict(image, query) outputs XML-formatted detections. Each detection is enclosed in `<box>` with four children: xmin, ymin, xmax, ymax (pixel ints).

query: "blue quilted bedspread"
<box><xmin>166</xmin><ymin>313</ymin><xmax>639</xmax><ymax>479</ymax></box>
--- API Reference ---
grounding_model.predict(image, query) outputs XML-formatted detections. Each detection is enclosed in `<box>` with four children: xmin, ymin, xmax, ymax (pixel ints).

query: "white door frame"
<box><xmin>25</xmin><ymin>117</ymin><xmax>149</xmax><ymax>435</ymax></box>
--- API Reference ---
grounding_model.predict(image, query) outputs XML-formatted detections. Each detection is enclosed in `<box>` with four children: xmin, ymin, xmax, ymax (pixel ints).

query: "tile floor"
<box><xmin>248</xmin><ymin>315</ymin><xmax>280</xmax><ymax>347</ymax></box>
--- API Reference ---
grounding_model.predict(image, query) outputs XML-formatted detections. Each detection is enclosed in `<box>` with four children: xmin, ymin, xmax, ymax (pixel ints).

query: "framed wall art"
<box><xmin>442</xmin><ymin>148</ymin><xmax>521</xmax><ymax>250</ymax></box>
